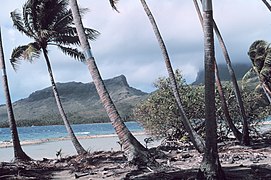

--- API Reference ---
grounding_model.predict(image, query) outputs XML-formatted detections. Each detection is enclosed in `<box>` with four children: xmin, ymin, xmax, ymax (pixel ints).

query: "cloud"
<box><xmin>0</xmin><ymin>0</ymin><xmax>271</xmax><ymax>104</ymax></box>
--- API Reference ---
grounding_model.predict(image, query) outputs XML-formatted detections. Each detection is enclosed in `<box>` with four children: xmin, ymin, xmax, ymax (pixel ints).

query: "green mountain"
<box><xmin>0</xmin><ymin>75</ymin><xmax>148</xmax><ymax>127</ymax></box>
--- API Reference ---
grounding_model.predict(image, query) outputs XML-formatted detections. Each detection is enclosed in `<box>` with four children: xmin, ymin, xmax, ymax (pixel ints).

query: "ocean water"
<box><xmin>1</xmin><ymin>118</ymin><xmax>270</xmax><ymax>144</ymax></box>
<box><xmin>0</xmin><ymin>121</ymin><xmax>144</xmax><ymax>143</ymax></box>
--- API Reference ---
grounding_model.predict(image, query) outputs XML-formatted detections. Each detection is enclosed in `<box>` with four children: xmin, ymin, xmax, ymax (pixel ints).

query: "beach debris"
<box><xmin>181</xmin><ymin>153</ymin><xmax>193</xmax><ymax>159</ymax></box>
<box><xmin>117</xmin><ymin>141</ymin><xmax>123</xmax><ymax>151</ymax></box>
<box><xmin>167</xmin><ymin>159</ymin><xmax>171</xmax><ymax>166</ymax></box>
<box><xmin>144</xmin><ymin>137</ymin><xmax>154</xmax><ymax>148</ymax></box>
<box><xmin>147</xmin><ymin>166</ymin><xmax>154</xmax><ymax>172</ymax></box>
<box><xmin>74</xmin><ymin>172</ymin><xmax>91</xmax><ymax>179</ymax></box>
<box><xmin>56</xmin><ymin>148</ymin><xmax>63</xmax><ymax>159</ymax></box>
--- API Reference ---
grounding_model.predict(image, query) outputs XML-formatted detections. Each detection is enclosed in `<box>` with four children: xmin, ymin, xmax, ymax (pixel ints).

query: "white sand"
<box><xmin>0</xmin><ymin>133</ymin><xmax>162</xmax><ymax>162</ymax></box>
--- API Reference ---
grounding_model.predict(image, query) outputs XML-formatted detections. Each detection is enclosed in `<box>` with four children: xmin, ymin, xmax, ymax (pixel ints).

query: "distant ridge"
<box><xmin>0</xmin><ymin>75</ymin><xmax>148</xmax><ymax>127</ymax></box>
<box><xmin>192</xmin><ymin>63</ymin><xmax>252</xmax><ymax>85</ymax></box>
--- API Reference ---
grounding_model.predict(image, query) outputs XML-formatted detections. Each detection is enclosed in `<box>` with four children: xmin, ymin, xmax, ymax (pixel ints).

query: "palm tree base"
<box><xmin>14</xmin><ymin>151</ymin><xmax>32</xmax><ymax>162</ymax></box>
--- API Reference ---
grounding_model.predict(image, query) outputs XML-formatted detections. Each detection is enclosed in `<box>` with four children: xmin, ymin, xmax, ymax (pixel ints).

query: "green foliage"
<box><xmin>0</xmin><ymin>116</ymin><xmax>111</xmax><ymax>128</ymax></box>
<box><xmin>10</xmin><ymin>0</ymin><xmax>99</xmax><ymax>68</ymax></box>
<box><xmin>134</xmin><ymin>70</ymin><xmax>270</xmax><ymax>141</ymax></box>
<box><xmin>134</xmin><ymin>70</ymin><xmax>205</xmax><ymax>139</ymax></box>
<box><xmin>248</xmin><ymin>40</ymin><xmax>271</xmax><ymax>91</ymax></box>
<box><xmin>215</xmin><ymin>82</ymin><xmax>270</xmax><ymax>138</ymax></box>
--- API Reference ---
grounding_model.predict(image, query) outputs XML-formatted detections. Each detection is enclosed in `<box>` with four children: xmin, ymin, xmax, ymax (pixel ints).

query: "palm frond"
<box><xmin>24</xmin><ymin>42</ymin><xmax>41</xmax><ymax>60</ymax></box>
<box><xmin>50</xmin><ymin>35</ymin><xmax>81</xmax><ymax>46</ymax></box>
<box><xmin>10</xmin><ymin>10</ymin><xmax>35</xmax><ymax>38</ymax></box>
<box><xmin>11</xmin><ymin>0</ymin><xmax>96</xmax><ymax>67</ymax></box>
<box><xmin>248</xmin><ymin>40</ymin><xmax>269</xmax><ymax>74</ymax></box>
<box><xmin>39</xmin><ymin>29</ymin><xmax>56</xmax><ymax>40</ymax></box>
<box><xmin>84</xmin><ymin>28</ymin><xmax>100</xmax><ymax>40</ymax></box>
<box><xmin>22</xmin><ymin>0</ymin><xmax>39</xmax><ymax>36</ymax></box>
<box><xmin>39</xmin><ymin>0</ymin><xmax>69</xmax><ymax>29</ymax></box>
<box><xmin>60</xmin><ymin>27</ymin><xmax>99</xmax><ymax>41</ymax></box>
<box><xmin>52</xmin><ymin>7</ymin><xmax>88</xmax><ymax>32</ymax></box>
<box><xmin>57</xmin><ymin>45</ymin><xmax>85</xmax><ymax>62</ymax></box>
<box><xmin>79</xmin><ymin>8</ymin><xmax>89</xmax><ymax>15</ymax></box>
<box><xmin>52</xmin><ymin>27</ymin><xmax>99</xmax><ymax>44</ymax></box>
<box><xmin>109</xmin><ymin>0</ymin><xmax>120</xmax><ymax>12</ymax></box>
<box><xmin>10</xmin><ymin>43</ymin><xmax>41</xmax><ymax>70</ymax></box>
<box><xmin>52</xmin><ymin>9</ymin><xmax>73</xmax><ymax>31</ymax></box>
<box><xmin>260</xmin><ymin>48</ymin><xmax>271</xmax><ymax>83</ymax></box>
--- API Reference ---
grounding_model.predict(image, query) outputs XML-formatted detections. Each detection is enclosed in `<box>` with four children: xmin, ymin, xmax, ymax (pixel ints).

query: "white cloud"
<box><xmin>0</xmin><ymin>0</ymin><xmax>270</xmax><ymax>104</ymax></box>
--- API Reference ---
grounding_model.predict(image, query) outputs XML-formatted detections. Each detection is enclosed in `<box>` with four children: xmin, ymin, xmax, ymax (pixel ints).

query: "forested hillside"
<box><xmin>0</xmin><ymin>75</ymin><xmax>148</xmax><ymax>127</ymax></box>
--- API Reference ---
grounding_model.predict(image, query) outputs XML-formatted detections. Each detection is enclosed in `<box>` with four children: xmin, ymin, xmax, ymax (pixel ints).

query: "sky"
<box><xmin>0</xmin><ymin>0</ymin><xmax>270</xmax><ymax>104</ymax></box>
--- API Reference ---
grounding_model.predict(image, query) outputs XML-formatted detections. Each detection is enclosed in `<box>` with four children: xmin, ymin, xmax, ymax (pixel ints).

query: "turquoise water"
<box><xmin>0</xmin><ymin>122</ymin><xmax>144</xmax><ymax>143</ymax></box>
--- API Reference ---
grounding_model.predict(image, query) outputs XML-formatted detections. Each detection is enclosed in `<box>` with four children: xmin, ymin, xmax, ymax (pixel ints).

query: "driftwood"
<box><xmin>0</xmin><ymin>142</ymin><xmax>271</xmax><ymax>180</ymax></box>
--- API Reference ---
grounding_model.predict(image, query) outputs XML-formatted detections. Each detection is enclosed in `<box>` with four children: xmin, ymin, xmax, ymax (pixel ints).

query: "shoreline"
<box><xmin>1</xmin><ymin>121</ymin><xmax>270</xmax><ymax>149</ymax></box>
<box><xmin>0</xmin><ymin>131</ymin><xmax>146</xmax><ymax>148</ymax></box>
<box><xmin>0</xmin><ymin>132</ymin><xmax>161</xmax><ymax>162</ymax></box>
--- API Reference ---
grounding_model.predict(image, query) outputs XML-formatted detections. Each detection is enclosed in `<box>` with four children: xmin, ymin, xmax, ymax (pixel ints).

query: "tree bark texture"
<box><xmin>198</xmin><ymin>2</ymin><xmax>225</xmax><ymax>179</ymax></box>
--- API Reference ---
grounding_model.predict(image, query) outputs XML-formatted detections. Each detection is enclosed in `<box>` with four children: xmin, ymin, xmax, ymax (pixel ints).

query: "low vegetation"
<box><xmin>134</xmin><ymin>70</ymin><xmax>270</xmax><ymax>142</ymax></box>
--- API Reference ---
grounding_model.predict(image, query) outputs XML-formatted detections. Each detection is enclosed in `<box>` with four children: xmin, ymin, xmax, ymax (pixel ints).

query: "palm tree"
<box><xmin>69</xmin><ymin>0</ymin><xmax>153</xmax><ymax>164</ymax></box>
<box><xmin>0</xmin><ymin>28</ymin><xmax>31</xmax><ymax>161</ymax></box>
<box><xmin>139</xmin><ymin>0</ymin><xmax>204</xmax><ymax>153</ymax></box>
<box><xmin>197</xmin><ymin>1</ymin><xmax>225</xmax><ymax>179</ymax></box>
<box><xmin>214</xmin><ymin>63</ymin><xmax>243</xmax><ymax>141</ymax></box>
<box><xmin>193</xmin><ymin>0</ymin><xmax>243</xmax><ymax>143</ymax></box>
<box><xmin>195</xmin><ymin>0</ymin><xmax>250</xmax><ymax>145</ymax></box>
<box><xmin>10</xmin><ymin>0</ymin><xmax>99</xmax><ymax>155</ymax></box>
<box><xmin>248</xmin><ymin>40</ymin><xmax>271</xmax><ymax>101</ymax></box>
<box><xmin>262</xmin><ymin>0</ymin><xmax>271</xmax><ymax>12</ymax></box>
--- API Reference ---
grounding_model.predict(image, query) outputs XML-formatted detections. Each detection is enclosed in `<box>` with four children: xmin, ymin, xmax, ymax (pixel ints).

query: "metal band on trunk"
<box><xmin>202</xmin><ymin>0</ymin><xmax>212</xmax><ymax>11</ymax></box>
<box><xmin>1</xmin><ymin>69</ymin><xmax>5</xmax><ymax>76</ymax></box>
<box><xmin>84</xmin><ymin>49</ymin><xmax>93</xmax><ymax>59</ymax></box>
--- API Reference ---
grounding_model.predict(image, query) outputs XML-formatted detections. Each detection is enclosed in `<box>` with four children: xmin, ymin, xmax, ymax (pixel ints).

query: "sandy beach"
<box><xmin>0</xmin><ymin>132</ymin><xmax>161</xmax><ymax>162</ymax></box>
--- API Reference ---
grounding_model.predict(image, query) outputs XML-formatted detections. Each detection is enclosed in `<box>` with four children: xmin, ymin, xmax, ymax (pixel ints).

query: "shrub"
<box><xmin>134</xmin><ymin>70</ymin><xmax>270</xmax><ymax>142</ymax></box>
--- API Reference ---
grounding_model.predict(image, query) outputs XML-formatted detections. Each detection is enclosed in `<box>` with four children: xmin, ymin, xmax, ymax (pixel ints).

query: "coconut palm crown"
<box><xmin>10</xmin><ymin>0</ymin><xmax>99</xmax><ymax>68</ymax></box>
<box><xmin>248</xmin><ymin>40</ymin><xmax>271</xmax><ymax>92</ymax></box>
<box><xmin>248</xmin><ymin>40</ymin><xmax>269</xmax><ymax>74</ymax></box>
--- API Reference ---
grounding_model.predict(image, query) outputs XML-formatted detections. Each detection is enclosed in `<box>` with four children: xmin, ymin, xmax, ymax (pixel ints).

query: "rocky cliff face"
<box><xmin>0</xmin><ymin>75</ymin><xmax>148</xmax><ymax>127</ymax></box>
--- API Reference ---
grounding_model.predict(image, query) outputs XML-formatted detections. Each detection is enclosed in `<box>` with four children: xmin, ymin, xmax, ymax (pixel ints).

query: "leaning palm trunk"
<box><xmin>197</xmin><ymin>1</ymin><xmax>225</xmax><ymax>179</ymax></box>
<box><xmin>42</xmin><ymin>48</ymin><xmax>87</xmax><ymax>155</ymax></box>
<box><xmin>140</xmin><ymin>0</ymin><xmax>205</xmax><ymax>153</ymax></box>
<box><xmin>253</xmin><ymin>66</ymin><xmax>271</xmax><ymax>103</ymax></box>
<box><xmin>213</xmin><ymin>18</ymin><xmax>250</xmax><ymax>146</ymax></box>
<box><xmin>195</xmin><ymin>0</ymin><xmax>250</xmax><ymax>145</ymax></box>
<box><xmin>0</xmin><ymin>29</ymin><xmax>31</xmax><ymax>161</ymax></box>
<box><xmin>262</xmin><ymin>0</ymin><xmax>271</xmax><ymax>12</ymax></box>
<box><xmin>214</xmin><ymin>63</ymin><xmax>243</xmax><ymax>141</ymax></box>
<box><xmin>193</xmin><ymin>0</ymin><xmax>243</xmax><ymax>143</ymax></box>
<box><xmin>69</xmin><ymin>0</ymin><xmax>152</xmax><ymax>164</ymax></box>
